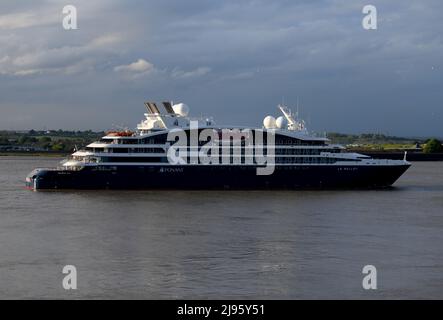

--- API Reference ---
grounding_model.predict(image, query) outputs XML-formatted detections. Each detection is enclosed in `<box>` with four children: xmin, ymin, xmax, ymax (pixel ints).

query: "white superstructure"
<box><xmin>60</xmin><ymin>101</ymin><xmax>409</xmax><ymax>170</ymax></box>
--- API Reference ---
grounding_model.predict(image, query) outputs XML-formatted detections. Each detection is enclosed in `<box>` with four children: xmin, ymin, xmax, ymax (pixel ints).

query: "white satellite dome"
<box><xmin>172</xmin><ymin>103</ymin><xmax>190</xmax><ymax>117</ymax></box>
<box><xmin>275</xmin><ymin>116</ymin><xmax>287</xmax><ymax>129</ymax></box>
<box><xmin>152</xmin><ymin>120</ymin><xmax>163</xmax><ymax>129</ymax></box>
<box><xmin>263</xmin><ymin>116</ymin><xmax>276</xmax><ymax>129</ymax></box>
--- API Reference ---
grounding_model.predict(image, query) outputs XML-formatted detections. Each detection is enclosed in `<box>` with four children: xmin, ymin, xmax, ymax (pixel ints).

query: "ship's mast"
<box><xmin>278</xmin><ymin>103</ymin><xmax>307</xmax><ymax>132</ymax></box>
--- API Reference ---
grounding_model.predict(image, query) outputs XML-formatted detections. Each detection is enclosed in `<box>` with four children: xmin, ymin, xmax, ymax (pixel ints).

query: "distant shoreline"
<box><xmin>1</xmin><ymin>150</ymin><xmax>443</xmax><ymax>161</ymax></box>
<box><xmin>0</xmin><ymin>152</ymin><xmax>67</xmax><ymax>157</ymax></box>
<box><xmin>358</xmin><ymin>151</ymin><xmax>443</xmax><ymax>161</ymax></box>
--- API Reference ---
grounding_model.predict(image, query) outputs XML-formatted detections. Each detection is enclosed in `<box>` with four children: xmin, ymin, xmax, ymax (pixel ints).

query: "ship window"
<box><xmin>113</xmin><ymin>148</ymin><xmax>129</xmax><ymax>153</ymax></box>
<box><xmin>107</xmin><ymin>157</ymin><xmax>165</xmax><ymax>163</ymax></box>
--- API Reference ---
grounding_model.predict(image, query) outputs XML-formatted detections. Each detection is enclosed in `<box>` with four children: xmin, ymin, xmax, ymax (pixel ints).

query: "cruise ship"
<box><xmin>26</xmin><ymin>101</ymin><xmax>410</xmax><ymax>190</ymax></box>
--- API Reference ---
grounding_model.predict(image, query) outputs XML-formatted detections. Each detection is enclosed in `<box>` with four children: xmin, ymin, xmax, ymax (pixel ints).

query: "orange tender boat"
<box><xmin>106</xmin><ymin>131</ymin><xmax>135</xmax><ymax>137</ymax></box>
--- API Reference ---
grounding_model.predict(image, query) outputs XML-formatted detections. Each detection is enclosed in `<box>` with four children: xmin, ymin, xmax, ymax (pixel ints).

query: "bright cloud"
<box><xmin>114</xmin><ymin>59</ymin><xmax>154</xmax><ymax>74</ymax></box>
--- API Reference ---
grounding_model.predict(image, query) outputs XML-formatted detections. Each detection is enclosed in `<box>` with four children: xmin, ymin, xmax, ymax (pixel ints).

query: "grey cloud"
<box><xmin>0</xmin><ymin>0</ymin><xmax>442</xmax><ymax>136</ymax></box>
<box><xmin>0</xmin><ymin>33</ymin><xmax>123</xmax><ymax>75</ymax></box>
<box><xmin>171</xmin><ymin>67</ymin><xmax>211</xmax><ymax>79</ymax></box>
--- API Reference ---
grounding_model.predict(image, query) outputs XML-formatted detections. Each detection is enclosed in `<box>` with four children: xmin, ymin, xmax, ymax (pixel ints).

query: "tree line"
<box><xmin>0</xmin><ymin>130</ymin><xmax>104</xmax><ymax>152</ymax></box>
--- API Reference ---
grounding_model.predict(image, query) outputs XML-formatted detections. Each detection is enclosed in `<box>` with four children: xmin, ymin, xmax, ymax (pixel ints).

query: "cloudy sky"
<box><xmin>0</xmin><ymin>0</ymin><xmax>442</xmax><ymax>136</ymax></box>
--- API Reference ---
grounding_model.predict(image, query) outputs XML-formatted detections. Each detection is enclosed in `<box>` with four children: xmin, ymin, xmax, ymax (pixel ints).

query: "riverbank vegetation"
<box><xmin>0</xmin><ymin>130</ymin><xmax>441</xmax><ymax>155</ymax></box>
<box><xmin>0</xmin><ymin>130</ymin><xmax>104</xmax><ymax>154</ymax></box>
<box><xmin>327</xmin><ymin>133</ymin><xmax>442</xmax><ymax>153</ymax></box>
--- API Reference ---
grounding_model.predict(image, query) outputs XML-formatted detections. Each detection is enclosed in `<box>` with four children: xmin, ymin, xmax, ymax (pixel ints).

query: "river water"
<box><xmin>0</xmin><ymin>157</ymin><xmax>442</xmax><ymax>299</ymax></box>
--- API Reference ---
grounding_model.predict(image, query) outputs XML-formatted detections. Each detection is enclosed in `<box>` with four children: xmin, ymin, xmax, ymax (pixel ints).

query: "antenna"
<box><xmin>296</xmin><ymin>96</ymin><xmax>299</xmax><ymax>118</ymax></box>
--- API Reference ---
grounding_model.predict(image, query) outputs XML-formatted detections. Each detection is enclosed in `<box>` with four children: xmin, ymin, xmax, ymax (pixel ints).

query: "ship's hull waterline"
<box><xmin>26</xmin><ymin>164</ymin><xmax>411</xmax><ymax>190</ymax></box>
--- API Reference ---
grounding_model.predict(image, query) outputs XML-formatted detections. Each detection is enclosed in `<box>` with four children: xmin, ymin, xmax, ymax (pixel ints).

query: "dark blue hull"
<box><xmin>26</xmin><ymin>164</ymin><xmax>411</xmax><ymax>190</ymax></box>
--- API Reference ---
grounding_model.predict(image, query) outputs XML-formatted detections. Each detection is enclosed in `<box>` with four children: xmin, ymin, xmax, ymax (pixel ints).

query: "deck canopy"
<box><xmin>162</xmin><ymin>101</ymin><xmax>175</xmax><ymax>115</ymax></box>
<box><xmin>144</xmin><ymin>102</ymin><xmax>161</xmax><ymax>114</ymax></box>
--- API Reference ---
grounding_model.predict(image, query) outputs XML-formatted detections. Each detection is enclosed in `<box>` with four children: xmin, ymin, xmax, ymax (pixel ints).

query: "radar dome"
<box><xmin>172</xmin><ymin>103</ymin><xmax>190</xmax><ymax>117</ymax></box>
<box><xmin>152</xmin><ymin>120</ymin><xmax>163</xmax><ymax>129</ymax></box>
<box><xmin>275</xmin><ymin>116</ymin><xmax>287</xmax><ymax>129</ymax></box>
<box><xmin>263</xmin><ymin>116</ymin><xmax>276</xmax><ymax>129</ymax></box>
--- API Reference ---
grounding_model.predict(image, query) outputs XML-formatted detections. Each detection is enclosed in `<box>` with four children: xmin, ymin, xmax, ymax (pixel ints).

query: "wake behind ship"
<box><xmin>26</xmin><ymin>101</ymin><xmax>410</xmax><ymax>190</ymax></box>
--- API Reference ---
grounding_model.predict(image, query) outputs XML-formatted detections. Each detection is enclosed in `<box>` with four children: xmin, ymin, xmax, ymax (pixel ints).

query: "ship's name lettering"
<box><xmin>160</xmin><ymin>167</ymin><xmax>184</xmax><ymax>173</ymax></box>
